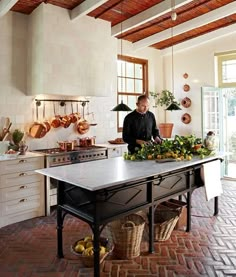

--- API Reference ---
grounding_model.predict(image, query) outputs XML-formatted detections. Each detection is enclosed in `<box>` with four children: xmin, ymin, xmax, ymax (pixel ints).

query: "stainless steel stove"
<box><xmin>33</xmin><ymin>146</ymin><xmax>108</xmax><ymax>215</ymax></box>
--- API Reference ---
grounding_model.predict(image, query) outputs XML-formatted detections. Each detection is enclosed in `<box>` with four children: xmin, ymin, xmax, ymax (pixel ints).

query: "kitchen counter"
<box><xmin>0</xmin><ymin>151</ymin><xmax>44</xmax><ymax>162</ymax></box>
<box><xmin>36</xmin><ymin>153</ymin><xmax>224</xmax><ymax>277</ymax></box>
<box><xmin>36</xmin><ymin>154</ymin><xmax>223</xmax><ymax>191</ymax></box>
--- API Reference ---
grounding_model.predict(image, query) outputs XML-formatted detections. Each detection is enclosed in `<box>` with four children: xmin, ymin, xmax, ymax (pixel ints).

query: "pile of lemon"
<box><xmin>74</xmin><ymin>235</ymin><xmax>106</xmax><ymax>256</ymax></box>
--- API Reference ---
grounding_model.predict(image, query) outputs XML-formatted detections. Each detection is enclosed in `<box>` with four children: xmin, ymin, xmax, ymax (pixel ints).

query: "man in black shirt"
<box><xmin>122</xmin><ymin>95</ymin><xmax>162</xmax><ymax>154</ymax></box>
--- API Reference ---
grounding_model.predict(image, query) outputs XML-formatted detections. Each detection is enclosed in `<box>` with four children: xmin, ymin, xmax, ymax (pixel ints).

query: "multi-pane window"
<box><xmin>217</xmin><ymin>51</ymin><xmax>236</xmax><ymax>87</ymax></box>
<box><xmin>117</xmin><ymin>55</ymin><xmax>148</xmax><ymax>132</ymax></box>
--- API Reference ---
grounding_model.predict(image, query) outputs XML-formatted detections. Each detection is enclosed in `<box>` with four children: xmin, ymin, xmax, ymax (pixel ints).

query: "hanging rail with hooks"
<box><xmin>35</xmin><ymin>99</ymin><xmax>89</xmax><ymax>107</ymax></box>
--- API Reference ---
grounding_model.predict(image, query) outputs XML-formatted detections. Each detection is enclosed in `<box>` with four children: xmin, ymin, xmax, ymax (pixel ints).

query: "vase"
<box><xmin>159</xmin><ymin>123</ymin><xmax>174</xmax><ymax>138</ymax></box>
<box><xmin>204</xmin><ymin>132</ymin><xmax>219</xmax><ymax>151</ymax></box>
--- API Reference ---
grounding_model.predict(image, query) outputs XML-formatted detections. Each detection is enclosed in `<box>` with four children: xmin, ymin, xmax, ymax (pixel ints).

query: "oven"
<box><xmin>33</xmin><ymin>146</ymin><xmax>108</xmax><ymax>215</ymax></box>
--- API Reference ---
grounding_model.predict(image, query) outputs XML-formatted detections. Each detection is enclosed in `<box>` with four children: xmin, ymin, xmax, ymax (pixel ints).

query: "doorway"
<box><xmin>202</xmin><ymin>87</ymin><xmax>236</xmax><ymax>179</ymax></box>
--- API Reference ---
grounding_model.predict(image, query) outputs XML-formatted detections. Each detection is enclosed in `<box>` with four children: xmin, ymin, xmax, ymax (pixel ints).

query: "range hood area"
<box><xmin>26</xmin><ymin>3</ymin><xmax>117</xmax><ymax>97</ymax></box>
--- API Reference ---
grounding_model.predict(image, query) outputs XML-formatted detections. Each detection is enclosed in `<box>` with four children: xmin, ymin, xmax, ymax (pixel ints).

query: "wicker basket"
<box><xmin>154</xmin><ymin>204</ymin><xmax>180</xmax><ymax>241</ymax></box>
<box><xmin>71</xmin><ymin>236</ymin><xmax>114</xmax><ymax>267</ymax></box>
<box><xmin>109</xmin><ymin>214</ymin><xmax>145</xmax><ymax>259</ymax></box>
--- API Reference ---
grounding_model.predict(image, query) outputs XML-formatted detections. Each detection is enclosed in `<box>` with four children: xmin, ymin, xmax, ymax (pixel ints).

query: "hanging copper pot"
<box><xmin>76</xmin><ymin>102</ymin><xmax>90</xmax><ymax>135</ymax></box>
<box><xmin>42</xmin><ymin>102</ymin><xmax>51</xmax><ymax>133</ymax></box>
<box><xmin>29</xmin><ymin>103</ymin><xmax>47</xmax><ymax>139</ymax></box>
<box><xmin>60</xmin><ymin>102</ymin><xmax>72</xmax><ymax>128</ymax></box>
<box><xmin>51</xmin><ymin>102</ymin><xmax>61</xmax><ymax>128</ymax></box>
<box><xmin>69</xmin><ymin>102</ymin><xmax>78</xmax><ymax>124</ymax></box>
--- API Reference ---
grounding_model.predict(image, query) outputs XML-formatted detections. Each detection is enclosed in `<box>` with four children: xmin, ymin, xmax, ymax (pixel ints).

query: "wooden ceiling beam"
<box><xmin>0</xmin><ymin>0</ymin><xmax>18</xmax><ymax>17</ymax></box>
<box><xmin>70</xmin><ymin>0</ymin><xmax>108</xmax><ymax>20</ymax></box>
<box><xmin>133</xmin><ymin>1</ymin><xmax>236</xmax><ymax>50</ymax></box>
<box><xmin>111</xmin><ymin>0</ymin><xmax>193</xmax><ymax>36</ymax></box>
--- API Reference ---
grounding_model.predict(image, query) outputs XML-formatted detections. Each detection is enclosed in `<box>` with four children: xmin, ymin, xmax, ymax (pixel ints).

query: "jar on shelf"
<box><xmin>204</xmin><ymin>131</ymin><xmax>219</xmax><ymax>151</ymax></box>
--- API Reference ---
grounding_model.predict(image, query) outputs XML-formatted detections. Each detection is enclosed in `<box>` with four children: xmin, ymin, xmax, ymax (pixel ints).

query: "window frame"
<box><xmin>216</xmin><ymin>51</ymin><xmax>236</xmax><ymax>88</ymax></box>
<box><xmin>117</xmin><ymin>55</ymin><xmax>149</xmax><ymax>132</ymax></box>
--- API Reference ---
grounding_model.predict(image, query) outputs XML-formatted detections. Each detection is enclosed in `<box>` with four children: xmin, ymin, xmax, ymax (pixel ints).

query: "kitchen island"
<box><xmin>36</xmin><ymin>154</ymin><xmax>223</xmax><ymax>277</ymax></box>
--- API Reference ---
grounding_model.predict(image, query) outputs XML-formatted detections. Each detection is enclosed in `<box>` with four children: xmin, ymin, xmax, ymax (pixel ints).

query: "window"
<box><xmin>217</xmin><ymin>51</ymin><xmax>236</xmax><ymax>88</ymax></box>
<box><xmin>117</xmin><ymin>55</ymin><xmax>148</xmax><ymax>132</ymax></box>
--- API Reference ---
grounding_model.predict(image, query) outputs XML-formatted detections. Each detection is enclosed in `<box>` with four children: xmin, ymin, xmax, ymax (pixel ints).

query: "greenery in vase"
<box><xmin>8</xmin><ymin>129</ymin><xmax>24</xmax><ymax>151</ymax></box>
<box><xmin>149</xmin><ymin>89</ymin><xmax>181</xmax><ymax>110</ymax></box>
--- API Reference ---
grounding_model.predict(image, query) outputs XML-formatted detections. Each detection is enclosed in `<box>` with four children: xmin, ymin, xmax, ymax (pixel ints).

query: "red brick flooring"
<box><xmin>0</xmin><ymin>179</ymin><xmax>236</xmax><ymax>276</ymax></box>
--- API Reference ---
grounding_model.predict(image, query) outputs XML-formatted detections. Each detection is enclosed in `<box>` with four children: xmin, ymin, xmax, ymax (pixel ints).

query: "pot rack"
<box><xmin>35</xmin><ymin>99</ymin><xmax>89</xmax><ymax>107</ymax></box>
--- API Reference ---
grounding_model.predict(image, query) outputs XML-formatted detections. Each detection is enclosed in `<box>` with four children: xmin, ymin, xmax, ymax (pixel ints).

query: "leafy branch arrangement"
<box><xmin>123</xmin><ymin>134</ymin><xmax>214</xmax><ymax>161</ymax></box>
<box><xmin>149</xmin><ymin>89</ymin><xmax>181</xmax><ymax>110</ymax></box>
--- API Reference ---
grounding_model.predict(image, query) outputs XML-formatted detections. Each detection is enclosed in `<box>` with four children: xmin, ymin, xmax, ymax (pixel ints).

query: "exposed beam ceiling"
<box><xmin>4</xmin><ymin>0</ymin><xmax>236</xmax><ymax>50</ymax></box>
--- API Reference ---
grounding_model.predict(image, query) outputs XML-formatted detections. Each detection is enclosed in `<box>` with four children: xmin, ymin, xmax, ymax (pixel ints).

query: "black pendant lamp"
<box><xmin>111</xmin><ymin>0</ymin><xmax>132</xmax><ymax>112</ymax></box>
<box><xmin>111</xmin><ymin>100</ymin><xmax>132</xmax><ymax>111</ymax></box>
<box><xmin>166</xmin><ymin>1</ymin><xmax>181</xmax><ymax>112</ymax></box>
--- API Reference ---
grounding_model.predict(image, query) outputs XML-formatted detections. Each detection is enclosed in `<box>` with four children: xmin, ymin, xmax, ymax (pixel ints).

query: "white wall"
<box><xmin>161</xmin><ymin>32</ymin><xmax>236</xmax><ymax>138</ymax></box>
<box><xmin>0</xmin><ymin>5</ymin><xmax>160</xmax><ymax>150</ymax></box>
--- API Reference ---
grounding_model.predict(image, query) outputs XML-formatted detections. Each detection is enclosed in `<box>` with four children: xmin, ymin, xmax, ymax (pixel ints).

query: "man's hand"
<box><xmin>154</xmin><ymin>137</ymin><xmax>162</xmax><ymax>144</ymax></box>
<box><xmin>136</xmin><ymin>139</ymin><xmax>148</xmax><ymax>146</ymax></box>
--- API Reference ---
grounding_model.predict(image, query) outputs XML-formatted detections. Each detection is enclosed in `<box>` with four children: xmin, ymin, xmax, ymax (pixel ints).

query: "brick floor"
<box><xmin>0</xmin><ymin>179</ymin><xmax>236</xmax><ymax>276</ymax></box>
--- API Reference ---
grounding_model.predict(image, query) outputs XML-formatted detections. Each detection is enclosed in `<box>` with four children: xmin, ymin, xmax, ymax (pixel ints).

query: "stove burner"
<box><xmin>33</xmin><ymin>146</ymin><xmax>105</xmax><ymax>154</ymax></box>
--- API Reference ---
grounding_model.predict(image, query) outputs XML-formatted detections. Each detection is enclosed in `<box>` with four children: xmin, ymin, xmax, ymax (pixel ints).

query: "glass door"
<box><xmin>202</xmin><ymin>86</ymin><xmax>236</xmax><ymax>179</ymax></box>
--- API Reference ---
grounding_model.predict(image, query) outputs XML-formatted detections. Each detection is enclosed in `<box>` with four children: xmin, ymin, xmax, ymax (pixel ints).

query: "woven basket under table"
<box><xmin>109</xmin><ymin>214</ymin><xmax>145</xmax><ymax>259</ymax></box>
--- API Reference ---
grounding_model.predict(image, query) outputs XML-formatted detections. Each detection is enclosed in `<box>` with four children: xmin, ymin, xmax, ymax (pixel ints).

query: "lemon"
<box><xmin>74</xmin><ymin>244</ymin><xmax>85</xmax><ymax>253</ymax></box>
<box><xmin>77</xmin><ymin>240</ymin><xmax>86</xmax><ymax>247</ymax></box>
<box><xmin>84</xmin><ymin>236</ymin><xmax>93</xmax><ymax>242</ymax></box>
<box><xmin>100</xmin><ymin>246</ymin><xmax>106</xmax><ymax>255</ymax></box>
<box><xmin>86</xmin><ymin>241</ymin><xmax>93</xmax><ymax>248</ymax></box>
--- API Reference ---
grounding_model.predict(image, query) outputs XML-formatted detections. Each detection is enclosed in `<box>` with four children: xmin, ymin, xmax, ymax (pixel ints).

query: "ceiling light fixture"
<box><xmin>111</xmin><ymin>1</ymin><xmax>132</xmax><ymax>112</ymax></box>
<box><xmin>166</xmin><ymin>0</ymin><xmax>181</xmax><ymax>111</ymax></box>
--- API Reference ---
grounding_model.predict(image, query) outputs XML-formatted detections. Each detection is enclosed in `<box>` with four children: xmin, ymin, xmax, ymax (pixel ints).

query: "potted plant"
<box><xmin>149</xmin><ymin>90</ymin><xmax>181</xmax><ymax>138</ymax></box>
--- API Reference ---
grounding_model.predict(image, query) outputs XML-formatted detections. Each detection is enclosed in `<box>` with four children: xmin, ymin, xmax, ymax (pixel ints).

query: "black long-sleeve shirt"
<box><xmin>122</xmin><ymin>110</ymin><xmax>161</xmax><ymax>154</ymax></box>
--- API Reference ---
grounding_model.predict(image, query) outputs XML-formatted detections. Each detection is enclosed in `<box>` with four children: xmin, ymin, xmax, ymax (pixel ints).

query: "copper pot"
<box><xmin>58</xmin><ymin>141</ymin><xmax>75</xmax><ymax>151</ymax></box>
<box><xmin>79</xmin><ymin>136</ymin><xmax>96</xmax><ymax>147</ymax></box>
<box><xmin>29</xmin><ymin>105</ymin><xmax>47</xmax><ymax>139</ymax></box>
<box><xmin>51</xmin><ymin>103</ymin><xmax>61</xmax><ymax>128</ymax></box>
<box><xmin>77</xmin><ymin>120</ymin><xmax>90</xmax><ymax>135</ymax></box>
<box><xmin>60</xmin><ymin>115</ymin><xmax>72</xmax><ymax>128</ymax></box>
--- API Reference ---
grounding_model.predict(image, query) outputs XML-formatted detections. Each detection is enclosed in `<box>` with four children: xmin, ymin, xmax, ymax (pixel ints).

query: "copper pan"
<box><xmin>29</xmin><ymin>104</ymin><xmax>47</xmax><ymax>139</ymax></box>
<box><xmin>76</xmin><ymin>102</ymin><xmax>90</xmax><ymax>135</ymax></box>
<box><xmin>60</xmin><ymin>102</ymin><xmax>72</xmax><ymax>128</ymax></box>
<box><xmin>51</xmin><ymin>102</ymin><xmax>61</xmax><ymax>128</ymax></box>
<box><xmin>69</xmin><ymin>102</ymin><xmax>78</xmax><ymax>124</ymax></box>
<box><xmin>42</xmin><ymin>102</ymin><xmax>51</xmax><ymax>133</ymax></box>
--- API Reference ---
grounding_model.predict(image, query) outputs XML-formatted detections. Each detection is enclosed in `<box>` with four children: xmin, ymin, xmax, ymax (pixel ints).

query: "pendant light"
<box><xmin>166</xmin><ymin>1</ymin><xmax>181</xmax><ymax>111</ymax></box>
<box><xmin>111</xmin><ymin>0</ymin><xmax>132</xmax><ymax>112</ymax></box>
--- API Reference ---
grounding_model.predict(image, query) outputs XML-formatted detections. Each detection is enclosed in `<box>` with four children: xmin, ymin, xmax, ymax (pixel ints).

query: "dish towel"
<box><xmin>200</xmin><ymin>160</ymin><xmax>223</xmax><ymax>201</ymax></box>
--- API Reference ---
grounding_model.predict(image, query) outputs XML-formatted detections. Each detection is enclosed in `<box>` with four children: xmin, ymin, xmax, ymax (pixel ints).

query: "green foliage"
<box><xmin>123</xmin><ymin>134</ymin><xmax>213</xmax><ymax>161</ymax></box>
<box><xmin>149</xmin><ymin>89</ymin><xmax>181</xmax><ymax>109</ymax></box>
<box><xmin>12</xmin><ymin>129</ymin><xmax>24</xmax><ymax>145</ymax></box>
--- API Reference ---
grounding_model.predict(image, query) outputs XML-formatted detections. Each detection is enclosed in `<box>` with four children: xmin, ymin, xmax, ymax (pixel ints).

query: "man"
<box><xmin>122</xmin><ymin>95</ymin><xmax>162</xmax><ymax>154</ymax></box>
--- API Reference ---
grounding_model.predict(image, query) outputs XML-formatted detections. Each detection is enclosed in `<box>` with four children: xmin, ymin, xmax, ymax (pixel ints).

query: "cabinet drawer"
<box><xmin>0</xmin><ymin>194</ymin><xmax>41</xmax><ymax>216</ymax></box>
<box><xmin>0</xmin><ymin>209</ymin><xmax>44</xmax><ymax>228</ymax></box>
<box><xmin>0</xmin><ymin>182</ymin><xmax>42</xmax><ymax>202</ymax></box>
<box><xmin>0</xmin><ymin>171</ymin><xmax>43</xmax><ymax>189</ymax></box>
<box><xmin>108</xmin><ymin>147</ymin><xmax>122</xmax><ymax>158</ymax></box>
<box><xmin>0</xmin><ymin>157</ymin><xmax>44</xmax><ymax>174</ymax></box>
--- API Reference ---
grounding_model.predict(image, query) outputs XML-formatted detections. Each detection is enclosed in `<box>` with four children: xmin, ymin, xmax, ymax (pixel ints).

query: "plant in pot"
<box><xmin>149</xmin><ymin>89</ymin><xmax>181</xmax><ymax>138</ymax></box>
<box><xmin>8</xmin><ymin>129</ymin><xmax>25</xmax><ymax>151</ymax></box>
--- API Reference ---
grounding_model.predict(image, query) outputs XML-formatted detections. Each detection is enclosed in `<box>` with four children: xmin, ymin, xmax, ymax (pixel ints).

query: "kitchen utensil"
<box><xmin>1</xmin><ymin>122</ymin><xmax>12</xmax><ymax>141</ymax></box>
<box><xmin>29</xmin><ymin>104</ymin><xmax>47</xmax><ymax>138</ymax></box>
<box><xmin>60</xmin><ymin>103</ymin><xmax>71</xmax><ymax>128</ymax></box>
<box><xmin>69</xmin><ymin>102</ymin><xmax>78</xmax><ymax>124</ymax></box>
<box><xmin>57</xmin><ymin>140</ymin><xmax>75</xmax><ymax>151</ymax></box>
<box><xmin>77</xmin><ymin>102</ymin><xmax>90</xmax><ymax>135</ymax></box>
<box><xmin>51</xmin><ymin>102</ymin><xmax>61</xmax><ymax>128</ymax></box>
<box><xmin>43</xmin><ymin>102</ymin><xmax>51</xmax><ymax>133</ymax></box>
<box><xmin>79</xmin><ymin>136</ymin><xmax>96</xmax><ymax>147</ymax></box>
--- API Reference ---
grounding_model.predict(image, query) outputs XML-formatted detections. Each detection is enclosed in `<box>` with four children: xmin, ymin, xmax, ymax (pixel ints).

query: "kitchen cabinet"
<box><xmin>96</xmin><ymin>143</ymin><xmax>128</xmax><ymax>158</ymax></box>
<box><xmin>0</xmin><ymin>153</ymin><xmax>45</xmax><ymax>228</ymax></box>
